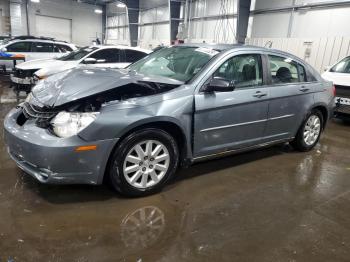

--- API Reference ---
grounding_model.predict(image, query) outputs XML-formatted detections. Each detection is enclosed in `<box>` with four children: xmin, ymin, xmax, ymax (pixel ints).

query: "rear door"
<box><xmin>193</xmin><ymin>52</ymin><xmax>270</xmax><ymax>158</ymax></box>
<box><xmin>263</xmin><ymin>53</ymin><xmax>316</xmax><ymax>141</ymax></box>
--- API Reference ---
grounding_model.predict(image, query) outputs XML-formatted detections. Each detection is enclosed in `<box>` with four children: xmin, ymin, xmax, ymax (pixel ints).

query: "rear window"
<box><xmin>330</xmin><ymin>56</ymin><xmax>350</xmax><ymax>73</ymax></box>
<box><xmin>57</xmin><ymin>44</ymin><xmax>73</xmax><ymax>52</ymax></box>
<box><xmin>124</xmin><ymin>50</ymin><xmax>148</xmax><ymax>63</ymax></box>
<box><xmin>268</xmin><ymin>55</ymin><xmax>307</xmax><ymax>84</ymax></box>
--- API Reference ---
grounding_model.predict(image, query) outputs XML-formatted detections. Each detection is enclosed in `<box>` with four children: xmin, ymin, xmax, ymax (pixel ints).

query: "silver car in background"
<box><xmin>4</xmin><ymin>44</ymin><xmax>335</xmax><ymax>197</ymax></box>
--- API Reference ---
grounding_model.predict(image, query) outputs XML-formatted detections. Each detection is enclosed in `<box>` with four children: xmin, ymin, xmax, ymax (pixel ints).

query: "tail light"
<box><xmin>332</xmin><ymin>85</ymin><xmax>336</xmax><ymax>97</ymax></box>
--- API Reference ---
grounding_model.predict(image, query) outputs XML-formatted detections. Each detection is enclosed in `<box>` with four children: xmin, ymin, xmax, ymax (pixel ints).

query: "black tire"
<box><xmin>108</xmin><ymin>128</ymin><xmax>179</xmax><ymax>197</ymax></box>
<box><xmin>291</xmin><ymin>109</ymin><xmax>323</xmax><ymax>152</ymax></box>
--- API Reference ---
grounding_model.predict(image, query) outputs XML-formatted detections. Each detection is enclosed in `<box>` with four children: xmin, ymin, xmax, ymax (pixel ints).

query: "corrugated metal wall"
<box><xmin>106</xmin><ymin>13</ymin><xmax>129</xmax><ymax>45</ymax></box>
<box><xmin>246</xmin><ymin>37</ymin><xmax>350</xmax><ymax>73</ymax></box>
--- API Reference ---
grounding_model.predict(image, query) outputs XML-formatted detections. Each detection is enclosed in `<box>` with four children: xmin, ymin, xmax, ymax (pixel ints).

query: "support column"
<box><xmin>127</xmin><ymin>0</ymin><xmax>140</xmax><ymax>47</ymax></box>
<box><xmin>169</xmin><ymin>0</ymin><xmax>182</xmax><ymax>44</ymax></box>
<box><xmin>236</xmin><ymin>0</ymin><xmax>251</xmax><ymax>44</ymax></box>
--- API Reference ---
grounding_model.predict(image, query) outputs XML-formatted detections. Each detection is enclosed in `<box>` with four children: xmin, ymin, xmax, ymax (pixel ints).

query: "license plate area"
<box><xmin>336</xmin><ymin>97</ymin><xmax>350</xmax><ymax>106</ymax></box>
<box><xmin>10</xmin><ymin>75</ymin><xmax>33</xmax><ymax>85</ymax></box>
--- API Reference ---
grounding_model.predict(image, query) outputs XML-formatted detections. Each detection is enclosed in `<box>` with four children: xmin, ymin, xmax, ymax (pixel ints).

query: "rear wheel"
<box><xmin>108</xmin><ymin>128</ymin><xmax>179</xmax><ymax>197</ymax></box>
<box><xmin>291</xmin><ymin>109</ymin><xmax>323</xmax><ymax>152</ymax></box>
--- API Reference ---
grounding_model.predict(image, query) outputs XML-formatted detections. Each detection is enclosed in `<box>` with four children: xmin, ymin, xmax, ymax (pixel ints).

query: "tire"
<box><xmin>291</xmin><ymin>109</ymin><xmax>323</xmax><ymax>152</ymax></box>
<box><xmin>108</xmin><ymin>128</ymin><xmax>179</xmax><ymax>197</ymax></box>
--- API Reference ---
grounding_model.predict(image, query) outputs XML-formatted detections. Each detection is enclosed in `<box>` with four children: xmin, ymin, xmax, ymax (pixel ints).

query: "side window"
<box><xmin>268</xmin><ymin>55</ymin><xmax>306</xmax><ymax>84</ymax></box>
<box><xmin>213</xmin><ymin>54</ymin><xmax>263</xmax><ymax>88</ymax></box>
<box><xmin>89</xmin><ymin>49</ymin><xmax>120</xmax><ymax>63</ymax></box>
<box><xmin>53</xmin><ymin>45</ymin><xmax>61</xmax><ymax>53</ymax></box>
<box><xmin>6</xmin><ymin>42</ymin><xmax>31</xmax><ymax>52</ymax></box>
<box><xmin>58</xmin><ymin>44</ymin><xmax>73</xmax><ymax>52</ymax></box>
<box><xmin>298</xmin><ymin>64</ymin><xmax>307</xmax><ymax>82</ymax></box>
<box><xmin>31</xmin><ymin>42</ymin><xmax>54</xmax><ymax>52</ymax></box>
<box><xmin>124</xmin><ymin>50</ymin><xmax>147</xmax><ymax>63</ymax></box>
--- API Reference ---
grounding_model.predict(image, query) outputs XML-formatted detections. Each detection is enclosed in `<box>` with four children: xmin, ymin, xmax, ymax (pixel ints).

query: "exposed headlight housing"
<box><xmin>51</xmin><ymin>111</ymin><xmax>99</xmax><ymax>138</ymax></box>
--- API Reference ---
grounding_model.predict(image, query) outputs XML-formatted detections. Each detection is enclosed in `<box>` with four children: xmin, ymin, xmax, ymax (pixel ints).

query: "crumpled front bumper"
<box><xmin>4</xmin><ymin>107</ymin><xmax>119</xmax><ymax>185</ymax></box>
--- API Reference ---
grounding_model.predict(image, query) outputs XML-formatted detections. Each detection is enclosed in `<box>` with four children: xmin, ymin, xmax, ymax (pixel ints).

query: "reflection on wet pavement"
<box><xmin>1</xmin><ymin>83</ymin><xmax>350</xmax><ymax>261</ymax></box>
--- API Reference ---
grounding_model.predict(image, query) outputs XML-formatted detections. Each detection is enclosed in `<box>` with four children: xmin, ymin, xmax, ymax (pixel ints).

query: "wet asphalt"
<box><xmin>1</xmin><ymin>80</ymin><xmax>350</xmax><ymax>262</ymax></box>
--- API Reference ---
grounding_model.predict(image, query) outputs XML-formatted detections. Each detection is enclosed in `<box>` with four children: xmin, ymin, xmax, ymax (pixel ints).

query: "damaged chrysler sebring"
<box><xmin>4</xmin><ymin>44</ymin><xmax>334</xmax><ymax>196</ymax></box>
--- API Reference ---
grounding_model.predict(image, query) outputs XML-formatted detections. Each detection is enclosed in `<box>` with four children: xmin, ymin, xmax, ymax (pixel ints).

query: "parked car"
<box><xmin>10</xmin><ymin>45</ymin><xmax>151</xmax><ymax>89</ymax></box>
<box><xmin>322</xmin><ymin>56</ymin><xmax>350</xmax><ymax>119</ymax></box>
<box><xmin>4</xmin><ymin>44</ymin><xmax>335</xmax><ymax>196</ymax></box>
<box><xmin>0</xmin><ymin>36</ymin><xmax>77</xmax><ymax>70</ymax></box>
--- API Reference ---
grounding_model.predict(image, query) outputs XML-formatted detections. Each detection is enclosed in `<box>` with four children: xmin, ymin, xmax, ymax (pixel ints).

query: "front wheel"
<box><xmin>108</xmin><ymin>128</ymin><xmax>179</xmax><ymax>197</ymax></box>
<box><xmin>291</xmin><ymin>109</ymin><xmax>323</xmax><ymax>152</ymax></box>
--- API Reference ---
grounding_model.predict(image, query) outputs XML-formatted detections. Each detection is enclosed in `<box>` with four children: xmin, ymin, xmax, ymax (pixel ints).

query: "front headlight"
<box><xmin>51</xmin><ymin>111</ymin><xmax>99</xmax><ymax>138</ymax></box>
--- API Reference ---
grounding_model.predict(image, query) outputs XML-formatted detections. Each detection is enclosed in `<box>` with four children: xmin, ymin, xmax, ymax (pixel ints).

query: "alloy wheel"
<box><xmin>123</xmin><ymin>140</ymin><xmax>170</xmax><ymax>189</ymax></box>
<box><xmin>303</xmin><ymin>115</ymin><xmax>321</xmax><ymax>146</ymax></box>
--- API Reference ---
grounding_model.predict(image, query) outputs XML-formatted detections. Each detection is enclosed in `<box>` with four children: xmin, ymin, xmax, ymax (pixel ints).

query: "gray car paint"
<box><xmin>4</xmin><ymin>44</ymin><xmax>334</xmax><ymax>185</ymax></box>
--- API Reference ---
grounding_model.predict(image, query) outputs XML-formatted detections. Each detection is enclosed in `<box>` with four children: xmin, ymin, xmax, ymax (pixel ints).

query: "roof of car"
<box><xmin>90</xmin><ymin>45</ymin><xmax>151</xmax><ymax>53</ymax></box>
<box><xmin>174</xmin><ymin>43</ymin><xmax>307</xmax><ymax>64</ymax></box>
<box><xmin>8</xmin><ymin>38</ymin><xmax>75</xmax><ymax>46</ymax></box>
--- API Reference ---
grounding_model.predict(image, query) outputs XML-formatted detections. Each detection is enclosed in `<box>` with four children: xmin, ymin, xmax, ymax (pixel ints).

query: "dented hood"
<box><xmin>31</xmin><ymin>67</ymin><xmax>184</xmax><ymax>107</ymax></box>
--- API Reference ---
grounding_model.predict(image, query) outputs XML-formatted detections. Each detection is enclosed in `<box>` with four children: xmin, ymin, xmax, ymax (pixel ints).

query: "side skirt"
<box><xmin>191</xmin><ymin>137</ymin><xmax>294</xmax><ymax>163</ymax></box>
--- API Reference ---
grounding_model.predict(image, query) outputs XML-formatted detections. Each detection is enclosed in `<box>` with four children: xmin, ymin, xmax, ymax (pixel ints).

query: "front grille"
<box><xmin>334</xmin><ymin>85</ymin><xmax>350</xmax><ymax>99</ymax></box>
<box><xmin>22</xmin><ymin>102</ymin><xmax>57</xmax><ymax>128</ymax></box>
<box><xmin>13</xmin><ymin>68</ymin><xmax>39</xmax><ymax>78</ymax></box>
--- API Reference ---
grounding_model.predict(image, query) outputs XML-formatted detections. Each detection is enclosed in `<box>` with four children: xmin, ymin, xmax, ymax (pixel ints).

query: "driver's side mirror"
<box><xmin>83</xmin><ymin>57</ymin><xmax>97</xmax><ymax>64</ymax></box>
<box><xmin>203</xmin><ymin>77</ymin><xmax>235</xmax><ymax>93</ymax></box>
<box><xmin>324</xmin><ymin>65</ymin><xmax>331</xmax><ymax>72</ymax></box>
<box><xmin>1</xmin><ymin>47</ymin><xmax>7</xmax><ymax>52</ymax></box>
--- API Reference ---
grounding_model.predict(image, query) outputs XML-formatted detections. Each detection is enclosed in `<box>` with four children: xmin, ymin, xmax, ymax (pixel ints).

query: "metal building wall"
<box><xmin>246</xmin><ymin>37</ymin><xmax>350</xmax><ymax>73</ymax></box>
<box><xmin>106</xmin><ymin>2</ymin><xmax>129</xmax><ymax>45</ymax></box>
<box><xmin>187</xmin><ymin>0</ymin><xmax>236</xmax><ymax>43</ymax></box>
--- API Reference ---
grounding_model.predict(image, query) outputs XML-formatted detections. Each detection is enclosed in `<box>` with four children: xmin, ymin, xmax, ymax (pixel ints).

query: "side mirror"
<box><xmin>203</xmin><ymin>77</ymin><xmax>235</xmax><ymax>93</ymax></box>
<box><xmin>1</xmin><ymin>47</ymin><xmax>7</xmax><ymax>52</ymax></box>
<box><xmin>83</xmin><ymin>57</ymin><xmax>97</xmax><ymax>64</ymax></box>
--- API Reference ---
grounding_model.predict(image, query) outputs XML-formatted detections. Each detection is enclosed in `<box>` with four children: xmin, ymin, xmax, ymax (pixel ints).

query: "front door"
<box><xmin>193</xmin><ymin>53</ymin><xmax>270</xmax><ymax>158</ymax></box>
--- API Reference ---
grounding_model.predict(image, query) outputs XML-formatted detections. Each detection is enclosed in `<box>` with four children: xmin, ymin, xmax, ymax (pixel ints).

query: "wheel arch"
<box><xmin>102</xmin><ymin>117</ymin><xmax>190</xmax><ymax>184</ymax></box>
<box><xmin>310</xmin><ymin>103</ymin><xmax>329</xmax><ymax>129</ymax></box>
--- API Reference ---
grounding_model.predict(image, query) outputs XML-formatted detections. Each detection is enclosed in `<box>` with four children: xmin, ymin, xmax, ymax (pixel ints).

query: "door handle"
<box><xmin>299</xmin><ymin>86</ymin><xmax>310</xmax><ymax>92</ymax></box>
<box><xmin>253</xmin><ymin>91</ymin><xmax>267</xmax><ymax>98</ymax></box>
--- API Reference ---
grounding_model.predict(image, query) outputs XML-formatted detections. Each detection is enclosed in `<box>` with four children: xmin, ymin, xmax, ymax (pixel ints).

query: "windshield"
<box><xmin>129</xmin><ymin>46</ymin><xmax>219</xmax><ymax>82</ymax></box>
<box><xmin>56</xmin><ymin>47</ymin><xmax>97</xmax><ymax>61</ymax></box>
<box><xmin>330</xmin><ymin>56</ymin><xmax>350</xmax><ymax>73</ymax></box>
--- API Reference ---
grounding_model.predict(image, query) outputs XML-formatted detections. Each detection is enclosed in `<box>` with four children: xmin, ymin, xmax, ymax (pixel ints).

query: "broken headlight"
<box><xmin>51</xmin><ymin>111</ymin><xmax>99</xmax><ymax>138</ymax></box>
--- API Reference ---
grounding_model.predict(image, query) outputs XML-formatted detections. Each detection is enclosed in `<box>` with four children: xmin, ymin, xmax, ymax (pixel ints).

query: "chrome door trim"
<box><xmin>200</xmin><ymin>114</ymin><xmax>295</xmax><ymax>133</ymax></box>
<box><xmin>268</xmin><ymin>114</ymin><xmax>295</xmax><ymax>121</ymax></box>
<box><xmin>200</xmin><ymin>119</ymin><xmax>268</xmax><ymax>133</ymax></box>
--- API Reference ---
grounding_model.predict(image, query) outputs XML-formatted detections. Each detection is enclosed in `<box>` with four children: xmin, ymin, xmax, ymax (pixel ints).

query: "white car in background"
<box><xmin>0</xmin><ymin>36</ymin><xmax>77</xmax><ymax>70</ymax></box>
<box><xmin>11</xmin><ymin>45</ymin><xmax>151</xmax><ymax>88</ymax></box>
<box><xmin>322</xmin><ymin>56</ymin><xmax>350</xmax><ymax>119</ymax></box>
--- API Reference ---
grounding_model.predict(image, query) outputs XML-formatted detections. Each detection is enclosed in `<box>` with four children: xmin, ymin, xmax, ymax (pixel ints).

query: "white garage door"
<box><xmin>35</xmin><ymin>15</ymin><xmax>72</xmax><ymax>42</ymax></box>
